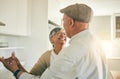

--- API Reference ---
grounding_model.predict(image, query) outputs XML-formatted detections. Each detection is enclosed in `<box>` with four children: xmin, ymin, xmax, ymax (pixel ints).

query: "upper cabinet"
<box><xmin>0</xmin><ymin>0</ymin><xmax>31</xmax><ymax>36</ymax></box>
<box><xmin>112</xmin><ymin>14</ymin><xmax>120</xmax><ymax>39</ymax></box>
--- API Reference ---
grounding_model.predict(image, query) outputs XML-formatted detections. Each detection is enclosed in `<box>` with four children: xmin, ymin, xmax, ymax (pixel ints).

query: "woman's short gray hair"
<box><xmin>49</xmin><ymin>27</ymin><xmax>62</xmax><ymax>40</ymax></box>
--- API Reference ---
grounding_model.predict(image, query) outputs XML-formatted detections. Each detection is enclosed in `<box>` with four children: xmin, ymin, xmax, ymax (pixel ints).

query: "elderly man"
<box><xmin>0</xmin><ymin>3</ymin><xmax>106</xmax><ymax>79</ymax></box>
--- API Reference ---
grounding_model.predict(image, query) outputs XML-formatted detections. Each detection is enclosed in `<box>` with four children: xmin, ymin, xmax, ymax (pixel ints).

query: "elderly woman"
<box><xmin>29</xmin><ymin>27</ymin><xmax>67</xmax><ymax>76</ymax></box>
<box><xmin>0</xmin><ymin>27</ymin><xmax>67</xmax><ymax>77</ymax></box>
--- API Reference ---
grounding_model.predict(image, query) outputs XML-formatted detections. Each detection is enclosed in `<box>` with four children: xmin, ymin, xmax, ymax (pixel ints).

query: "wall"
<box><xmin>90</xmin><ymin>16</ymin><xmax>111</xmax><ymax>40</ymax></box>
<box><xmin>90</xmin><ymin>16</ymin><xmax>120</xmax><ymax>57</ymax></box>
<box><xmin>18</xmin><ymin>0</ymin><xmax>49</xmax><ymax>70</ymax></box>
<box><xmin>90</xmin><ymin>16</ymin><xmax>120</xmax><ymax>75</ymax></box>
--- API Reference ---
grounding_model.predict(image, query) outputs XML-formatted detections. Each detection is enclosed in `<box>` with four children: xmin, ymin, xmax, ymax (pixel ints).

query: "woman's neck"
<box><xmin>54</xmin><ymin>44</ymin><xmax>64</xmax><ymax>55</ymax></box>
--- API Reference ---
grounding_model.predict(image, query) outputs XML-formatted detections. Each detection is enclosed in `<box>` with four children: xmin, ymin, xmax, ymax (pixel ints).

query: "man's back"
<box><xmin>49</xmin><ymin>29</ymin><xmax>106</xmax><ymax>79</ymax></box>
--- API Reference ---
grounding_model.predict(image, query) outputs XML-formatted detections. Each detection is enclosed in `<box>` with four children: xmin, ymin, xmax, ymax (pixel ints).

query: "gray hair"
<box><xmin>49</xmin><ymin>27</ymin><xmax>62</xmax><ymax>42</ymax></box>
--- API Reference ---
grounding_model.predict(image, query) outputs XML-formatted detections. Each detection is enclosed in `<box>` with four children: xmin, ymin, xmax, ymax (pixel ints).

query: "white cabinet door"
<box><xmin>16</xmin><ymin>0</ymin><xmax>31</xmax><ymax>36</ymax></box>
<box><xmin>0</xmin><ymin>0</ymin><xmax>17</xmax><ymax>35</ymax></box>
<box><xmin>0</xmin><ymin>0</ymin><xmax>30</xmax><ymax>36</ymax></box>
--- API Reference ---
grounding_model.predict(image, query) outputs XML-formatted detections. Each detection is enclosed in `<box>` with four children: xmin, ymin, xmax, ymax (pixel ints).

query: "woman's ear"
<box><xmin>50</xmin><ymin>37</ymin><xmax>53</xmax><ymax>43</ymax></box>
<box><xmin>50</xmin><ymin>37</ymin><xmax>54</xmax><ymax>47</ymax></box>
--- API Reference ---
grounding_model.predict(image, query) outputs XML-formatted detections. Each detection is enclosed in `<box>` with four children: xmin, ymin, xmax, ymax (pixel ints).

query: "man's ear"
<box><xmin>69</xmin><ymin>19</ymin><xmax>75</xmax><ymax>28</ymax></box>
<box><xmin>71</xmin><ymin>19</ymin><xmax>75</xmax><ymax>26</ymax></box>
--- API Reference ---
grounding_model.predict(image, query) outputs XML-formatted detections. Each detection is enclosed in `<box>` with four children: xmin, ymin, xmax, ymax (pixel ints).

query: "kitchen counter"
<box><xmin>107</xmin><ymin>57</ymin><xmax>120</xmax><ymax>71</ymax></box>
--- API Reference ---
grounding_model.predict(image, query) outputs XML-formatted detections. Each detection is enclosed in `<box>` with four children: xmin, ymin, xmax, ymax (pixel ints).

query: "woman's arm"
<box><xmin>30</xmin><ymin>50</ymin><xmax>51</xmax><ymax>76</ymax></box>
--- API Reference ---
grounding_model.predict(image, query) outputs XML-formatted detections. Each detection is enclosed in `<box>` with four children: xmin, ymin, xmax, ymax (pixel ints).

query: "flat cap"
<box><xmin>60</xmin><ymin>3</ymin><xmax>93</xmax><ymax>23</ymax></box>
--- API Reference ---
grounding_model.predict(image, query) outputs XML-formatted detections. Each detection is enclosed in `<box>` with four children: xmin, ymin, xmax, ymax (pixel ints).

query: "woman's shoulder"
<box><xmin>41</xmin><ymin>49</ymin><xmax>52</xmax><ymax>57</ymax></box>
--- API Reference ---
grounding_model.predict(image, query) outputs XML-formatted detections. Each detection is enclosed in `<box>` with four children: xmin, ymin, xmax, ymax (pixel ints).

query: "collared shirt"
<box><xmin>19</xmin><ymin>29</ymin><xmax>106</xmax><ymax>79</ymax></box>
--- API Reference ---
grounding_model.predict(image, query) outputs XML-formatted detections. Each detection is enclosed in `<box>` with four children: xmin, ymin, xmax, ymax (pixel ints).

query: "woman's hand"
<box><xmin>11</xmin><ymin>52</ymin><xmax>28</xmax><ymax>72</ymax></box>
<box><xmin>11</xmin><ymin>52</ymin><xmax>22</xmax><ymax>68</ymax></box>
<box><xmin>0</xmin><ymin>56</ymin><xmax>19</xmax><ymax>73</ymax></box>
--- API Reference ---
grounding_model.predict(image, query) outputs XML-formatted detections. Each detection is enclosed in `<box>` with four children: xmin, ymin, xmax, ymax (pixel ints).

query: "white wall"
<box><xmin>89</xmin><ymin>16</ymin><xmax>120</xmax><ymax>58</ymax></box>
<box><xmin>89</xmin><ymin>16</ymin><xmax>120</xmax><ymax>73</ymax></box>
<box><xmin>18</xmin><ymin>0</ymin><xmax>49</xmax><ymax>70</ymax></box>
<box><xmin>90</xmin><ymin>16</ymin><xmax>111</xmax><ymax>40</ymax></box>
<box><xmin>48</xmin><ymin>0</ymin><xmax>62</xmax><ymax>25</ymax></box>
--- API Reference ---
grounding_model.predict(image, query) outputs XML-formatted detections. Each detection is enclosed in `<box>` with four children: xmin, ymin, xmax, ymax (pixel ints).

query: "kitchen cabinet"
<box><xmin>112</xmin><ymin>14</ymin><xmax>120</xmax><ymax>39</ymax></box>
<box><xmin>0</xmin><ymin>0</ymin><xmax>30</xmax><ymax>36</ymax></box>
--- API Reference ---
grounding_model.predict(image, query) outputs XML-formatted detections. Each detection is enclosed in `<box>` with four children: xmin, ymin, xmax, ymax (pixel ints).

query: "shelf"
<box><xmin>0</xmin><ymin>47</ymin><xmax>24</xmax><ymax>58</ymax></box>
<box><xmin>0</xmin><ymin>47</ymin><xmax>24</xmax><ymax>50</ymax></box>
<box><xmin>107</xmin><ymin>57</ymin><xmax>120</xmax><ymax>60</ymax></box>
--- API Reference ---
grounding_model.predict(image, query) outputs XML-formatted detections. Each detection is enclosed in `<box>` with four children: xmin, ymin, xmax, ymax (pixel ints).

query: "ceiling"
<box><xmin>48</xmin><ymin>0</ymin><xmax>120</xmax><ymax>25</ymax></box>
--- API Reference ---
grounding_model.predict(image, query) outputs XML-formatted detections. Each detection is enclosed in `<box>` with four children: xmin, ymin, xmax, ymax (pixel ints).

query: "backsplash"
<box><xmin>0</xmin><ymin>35</ymin><xmax>20</xmax><ymax>47</ymax></box>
